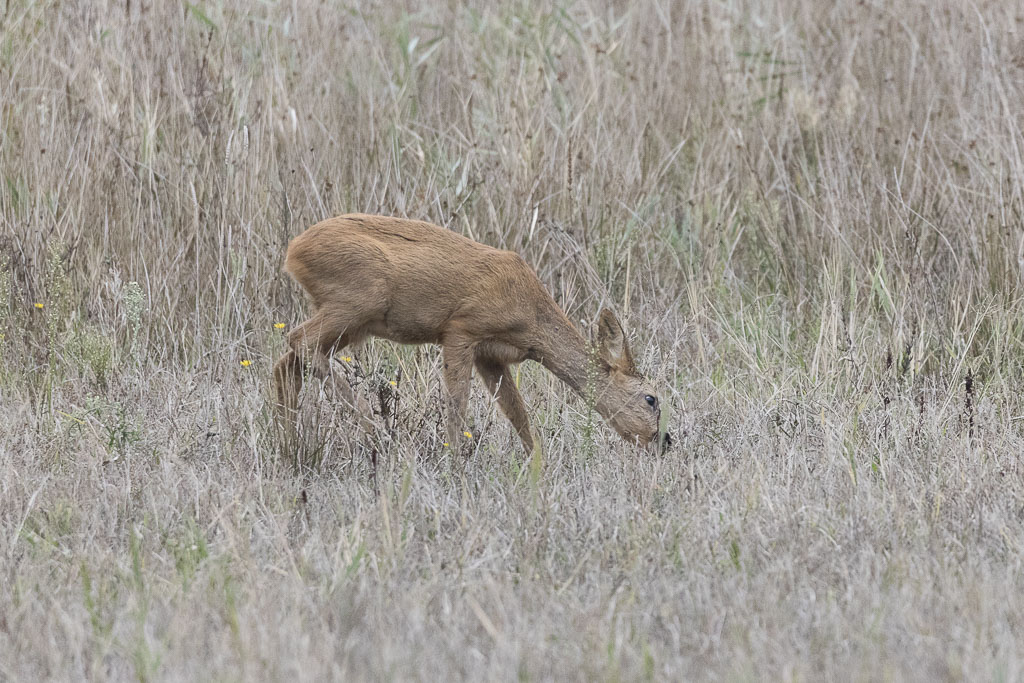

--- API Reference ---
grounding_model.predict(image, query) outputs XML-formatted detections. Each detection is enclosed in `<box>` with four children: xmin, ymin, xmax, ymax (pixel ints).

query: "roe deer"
<box><xmin>273</xmin><ymin>214</ymin><xmax>670</xmax><ymax>453</ymax></box>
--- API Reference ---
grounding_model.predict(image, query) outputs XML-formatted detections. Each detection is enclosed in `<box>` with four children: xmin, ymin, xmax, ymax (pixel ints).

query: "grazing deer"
<box><xmin>273</xmin><ymin>214</ymin><xmax>669</xmax><ymax>453</ymax></box>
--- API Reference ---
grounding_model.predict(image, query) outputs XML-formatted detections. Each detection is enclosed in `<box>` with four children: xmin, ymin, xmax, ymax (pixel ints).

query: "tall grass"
<box><xmin>2</xmin><ymin>0</ymin><xmax>1023</xmax><ymax>679</ymax></box>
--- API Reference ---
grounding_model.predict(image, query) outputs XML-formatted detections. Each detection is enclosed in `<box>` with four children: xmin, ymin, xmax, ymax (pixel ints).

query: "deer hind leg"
<box><xmin>475</xmin><ymin>359</ymin><xmax>535</xmax><ymax>454</ymax></box>
<box><xmin>441</xmin><ymin>337</ymin><xmax>477</xmax><ymax>450</ymax></box>
<box><xmin>273</xmin><ymin>308</ymin><xmax>362</xmax><ymax>429</ymax></box>
<box><xmin>273</xmin><ymin>349</ymin><xmax>304</xmax><ymax>419</ymax></box>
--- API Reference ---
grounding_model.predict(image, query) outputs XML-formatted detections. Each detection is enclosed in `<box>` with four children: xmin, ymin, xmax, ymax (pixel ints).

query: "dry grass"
<box><xmin>2</xmin><ymin>0</ymin><xmax>1024</xmax><ymax>679</ymax></box>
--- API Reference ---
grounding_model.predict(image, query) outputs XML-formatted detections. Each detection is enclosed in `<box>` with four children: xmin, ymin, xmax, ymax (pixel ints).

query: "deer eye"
<box><xmin>644</xmin><ymin>394</ymin><xmax>657</xmax><ymax>409</ymax></box>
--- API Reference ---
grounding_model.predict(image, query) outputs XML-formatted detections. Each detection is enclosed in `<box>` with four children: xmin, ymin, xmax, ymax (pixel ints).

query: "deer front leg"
<box><xmin>475</xmin><ymin>359</ymin><xmax>535</xmax><ymax>454</ymax></box>
<box><xmin>441</xmin><ymin>338</ymin><xmax>476</xmax><ymax>450</ymax></box>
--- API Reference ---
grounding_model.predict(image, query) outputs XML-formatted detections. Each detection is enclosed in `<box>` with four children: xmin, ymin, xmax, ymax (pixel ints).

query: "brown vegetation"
<box><xmin>2</xmin><ymin>0</ymin><xmax>1024</xmax><ymax>680</ymax></box>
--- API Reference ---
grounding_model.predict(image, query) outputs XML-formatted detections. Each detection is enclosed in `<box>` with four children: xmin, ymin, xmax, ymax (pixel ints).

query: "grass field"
<box><xmin>3</xmin><ymin>0</ymin><xmax>1024</xmax><ymax>679</ymax></box>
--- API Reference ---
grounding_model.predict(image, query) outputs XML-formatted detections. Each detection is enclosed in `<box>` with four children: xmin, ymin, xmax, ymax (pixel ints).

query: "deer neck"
<box><xmin>533</xmin><ymin>307</ymin><xmax>594</xmax><ymax>396</ymax></box>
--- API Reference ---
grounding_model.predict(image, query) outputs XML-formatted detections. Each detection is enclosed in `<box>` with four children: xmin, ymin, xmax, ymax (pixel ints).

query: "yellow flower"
<box><xmin>389</xmin><ymin>380</ymin><xmax>397</xmax><ymax>386</ymax></box>
<box><xmin>340</xmin><ymin>356</ymin><xmax>353</xmax><ymax>363</ymax></box>
<box><xmin>443</xmin><ymin>442</ymin><xmax>450</xmax><ymax>448</ymax></box>
<box><xmin>33</xmin><ymin>302</ymin><xmax>43</xmax><ymax>309</ymax></box>
<box><xmin>240</xmin><ymin>359</ymin><xmax>252</xmax><ymax>367</ymax></box>
<box><xmin>463</xmin><ymin>431</ymin><xmax>473</xmax><ymax>439</ymax></box>
<box><xmin>274</xmin><ymin>322</ymin><xmax>286</xmax><ymax>329</ymax></box>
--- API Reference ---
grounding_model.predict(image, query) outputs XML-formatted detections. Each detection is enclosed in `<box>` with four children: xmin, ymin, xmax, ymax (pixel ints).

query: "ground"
<box><xmin>2</xmin><ymin>0</ymin><xmax>1024</xmax><ymax>680</ymax></box>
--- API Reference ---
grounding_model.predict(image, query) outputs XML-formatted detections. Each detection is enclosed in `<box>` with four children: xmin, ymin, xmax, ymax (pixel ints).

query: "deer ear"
<box><xmin>595</xmin><ymin>308</ymin><xmax>635</xmax><ymax>373</ymax></box>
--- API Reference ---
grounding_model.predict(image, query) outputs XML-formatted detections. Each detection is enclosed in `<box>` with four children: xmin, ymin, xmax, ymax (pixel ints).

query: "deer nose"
<box><xmin>660</xmin><ymin>431</ymin><xmax>674</xmax><ymax>451</ymax></box>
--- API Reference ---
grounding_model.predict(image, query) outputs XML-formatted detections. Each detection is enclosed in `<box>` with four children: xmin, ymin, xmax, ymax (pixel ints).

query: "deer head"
<box><xmin>591</xmin><ymin>309</ymin><xmax>669</xmax><ymax>449</ymax></box>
